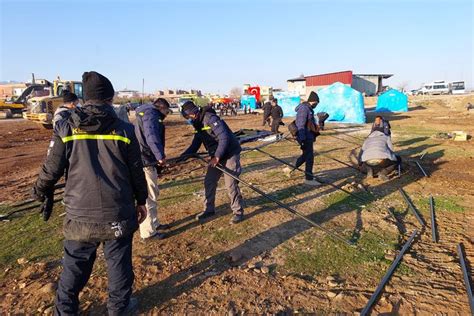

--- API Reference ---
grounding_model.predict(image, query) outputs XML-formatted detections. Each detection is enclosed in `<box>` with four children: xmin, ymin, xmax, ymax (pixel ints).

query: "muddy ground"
<box><xmin>0</xmin><ymin>94</ymin><xmax>473</xmax><ymax>314</ymax></box>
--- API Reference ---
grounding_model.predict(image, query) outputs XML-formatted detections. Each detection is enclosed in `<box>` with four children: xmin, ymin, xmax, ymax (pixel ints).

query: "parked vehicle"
<box><xmin>450</xmin><ymin>81</ymin><xmax>465</xmax><ymax>94</ymax></box>
<box><xmin>417</xmin><ymin>81</ymin><xmax>450</xmax><ymax>95</ymax></box>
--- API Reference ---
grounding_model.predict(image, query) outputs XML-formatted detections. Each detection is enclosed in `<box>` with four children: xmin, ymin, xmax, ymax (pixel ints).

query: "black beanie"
<box><xmin>82</xmin><ymin>71</ymin><xmax>115</xmax><ymax>101</ymax></box>
<box><xmin>63</xmin><ymin>91</ymin><xmax>78</xmax><ymax>103</ymax></box>
<box><xmin>181</xmin><ymin>101</ymin><xmax>199</xmax><ymax>116</ymax></box>
<box><xmin>308</xmin><ymin>91</ymin><xmax>319</xmax><ymax>103</ymax></box>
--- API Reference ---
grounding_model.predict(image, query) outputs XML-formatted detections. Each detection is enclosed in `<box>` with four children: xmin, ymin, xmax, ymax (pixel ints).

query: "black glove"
<box><xmin>31</xmin><ymin>186</ymin><xmax>46</xmax><ymax>202</ymax></box>
<box><xmin>40</xmin><ymin>193</ymin><xmax>54</xmax><ymax>221</ymax></box>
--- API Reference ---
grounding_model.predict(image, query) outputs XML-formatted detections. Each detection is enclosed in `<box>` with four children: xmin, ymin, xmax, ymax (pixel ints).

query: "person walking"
<box><xmin>32</xmin><ymin>71</ymin><xmax>147</xmax><ymax>315</ymax></box>
<box><xmin>262</xmin><ymin>99</ymin><xmax>272</xmax><ymax>127</ymax></box>
<box><xmin>284</xmin><ymin>91</ymin><xmax>321</xmax><ymax>185</ymax></box>
<box><xmin>134</xmin><ymin>98</ymin><xmax>172</xmax><ymax>240</ymax></box>
<box><xmin>270</xmin><ymin>98</ymin><xmax>284</xmax><ymax>133</ymax></box>
<box><xmin>178</xmin><ymin>101</ymin><xmax>245</xmax><ymax>224</ymax></box>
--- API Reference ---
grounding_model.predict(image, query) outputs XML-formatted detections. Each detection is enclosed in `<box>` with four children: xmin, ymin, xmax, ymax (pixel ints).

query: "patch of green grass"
<box><xmin>322</xmin><ymin>191</ymin><xmax>369</xmax><ymax>210</ymax></box>
<box><xmin>0</xmin><ymin>204</ymin><xmax>64</xmax><ymax>278</ymax></box>
<box><xmin>202</xmin><ymin>219</ymin><xmax>257</xmax><ymax>244</ymax></box>
<box><xmin>158</xmin><ymin>180</ymin><xmax>202</xmax><ymax>208</ymax></box>
<box><xmin>416</xmin><ymin>196</ymin><xmax>465</xmax><ymax>213</ymax></box>
<box><xmin>282</xmin><ymin>229</ymin><xmax>399</xmax><ymax>279</ymax></box>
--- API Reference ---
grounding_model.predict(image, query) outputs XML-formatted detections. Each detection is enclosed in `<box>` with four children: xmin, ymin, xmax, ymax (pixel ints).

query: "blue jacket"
<box><xmin>134</xmin><ymin>104</ymin><xmax>166</xmax><ymax>166</ymax></box>
<box><xmin>182</xmin><ymin>107</ymin><xmax>241</xmax><ymax>160</ymax></box>
<box><xmin>295</xmin><ymin>102</ymin><xmax>317</xmax><ymax>143</ymax></box>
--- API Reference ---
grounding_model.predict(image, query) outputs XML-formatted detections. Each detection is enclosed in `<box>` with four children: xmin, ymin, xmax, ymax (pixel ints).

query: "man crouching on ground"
<box><xmin>177</xmin><ymin>101</ymin><xmax>245</xmax><ymax>224</ymax></box>
<box><xmin>32</xmin><ymin>71</ymin><xmax>147</xmax><ymax>315</ymax></box>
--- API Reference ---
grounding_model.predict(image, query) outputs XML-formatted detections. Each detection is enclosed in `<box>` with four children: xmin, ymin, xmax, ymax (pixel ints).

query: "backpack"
<box><xmin>288</xmin><ymin>120</ymin><xmax>298</xmax><ymax>137</ymax></box>
<box><xmin>288</xmin><ymin>120</ymin><xmax>320</xmax><ymax>138</ymax></box>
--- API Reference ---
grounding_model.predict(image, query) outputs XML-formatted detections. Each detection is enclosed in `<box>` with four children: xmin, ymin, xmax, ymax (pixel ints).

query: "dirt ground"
<box><xmin>0</xmin><ymin>94</ymin><xmax>473</xmax><ymax>314</ymax></box>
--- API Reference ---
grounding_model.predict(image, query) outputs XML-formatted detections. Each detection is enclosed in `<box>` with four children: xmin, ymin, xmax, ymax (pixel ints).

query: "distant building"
<box><xmin>0</xmin><ymin>82</ymin><xmax>27</xmax><ymax>98</ymax></box>
<box><xmin>287</xmin><ymin>76</ymin><xmax>306</xmax><ymax>98</ymax></box>
<box><xmin>289</xmin><ymin>71</ymin><xmax>393</xmax><ymax>98</ymax></box>
<box><xmin>116</xmin><ymin>89</ymin><xmax>139</xmax><ymax>98</ymax></box>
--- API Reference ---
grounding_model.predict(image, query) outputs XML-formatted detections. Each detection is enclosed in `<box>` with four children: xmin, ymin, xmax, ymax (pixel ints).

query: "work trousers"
<box><xmin>363</xmin><ymin>156</ymin><xmax>401</xmax><ymax>176</ymax></box>
<box><xmin>204</xmin><ymin>154</ymin><xmax>244</xmax><ymax>215</ymax></box>
<box><xmin>139</xmin><ymin>166</ymin><xmax>160</xmax><ymax>239</ymax></box>
<box><xmin>295</xmin><ymin>140</ymin><xmax>315</xmax><ymax>180</ymax></box>
<box><xmin>55</xmin><ymin>235</ymin><xmax>134</xmax><ymax>316</ymax></box>
<box><xmin>271</xmin><ymin>119</ymin><xmax>281</xmax><ymax>133</ymax></box>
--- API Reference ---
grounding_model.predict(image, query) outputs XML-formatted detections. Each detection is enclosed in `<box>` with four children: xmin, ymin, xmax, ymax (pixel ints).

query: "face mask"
<box><xmin>186</xmin><ymin>118</ymin><xmax>194</xmax><ymax>125</ymax></box>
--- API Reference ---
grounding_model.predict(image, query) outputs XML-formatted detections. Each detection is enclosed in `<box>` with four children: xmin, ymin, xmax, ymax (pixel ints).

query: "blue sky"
<box><xmin>1</xmin><ymin>0</ymin><xmax>472</xmax><ymax>93</ymax></box>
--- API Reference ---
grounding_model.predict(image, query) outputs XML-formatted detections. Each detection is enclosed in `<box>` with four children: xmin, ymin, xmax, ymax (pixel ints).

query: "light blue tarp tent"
<box><xmin>315</xmin><ymin>82</ymin><xmax>366</xmax><ymax>124</ymax></box>
<box><xmin>376</xmin><ymin>89</ymin><xmax>408</xmax><ymax>112</ymax></box>
<box><xmin>273</xmin><ymin>92</ymin><xmax>300</xmax><ymax>117</ymax></box>
<box><xmin>240</xmin><ymin>95</ymin><xmax>257</xmax><ymax>110</ymax></box>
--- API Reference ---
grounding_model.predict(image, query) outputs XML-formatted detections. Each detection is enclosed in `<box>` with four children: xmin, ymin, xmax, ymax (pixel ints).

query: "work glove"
<box><xmin>40</xmin><ymin>192</ymin><xmax>54</xmax><ymax>221</ymax></box>
<box><xmin>31</xmin><ymin>186</ymin><xmax>54</xmax><ymax>221</ymax></box>
<box><xmin>31</xmin><ymin>186</ymin><xmax>46</xmax><ymax>202</ymax></box>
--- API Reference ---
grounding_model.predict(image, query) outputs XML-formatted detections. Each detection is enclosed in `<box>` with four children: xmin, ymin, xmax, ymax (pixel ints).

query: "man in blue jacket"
<box><xmin>134</xmin><ymin>98</ymin><xmax>172</xmax><ymax>240</ymax></box>
<box><xmin>178</xmin><ymin>101</ymin><xmax>245</xmax><ymax>224</ymax></box>
<box><xmin>285</xmin><ymin>91</ymin><xmax>321</xmax><ymax>185</ymax></box>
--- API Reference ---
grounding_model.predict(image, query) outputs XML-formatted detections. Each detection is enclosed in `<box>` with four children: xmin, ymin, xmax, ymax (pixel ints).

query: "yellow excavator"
<box><xmin>23</xmin><ymin>79</ymin><xmax>83</xmax><ymax>128</ymax></box>
<box><xmin>0</xmin><ymin>83</ymin><xmax>51</xmax><ymax>118</ymax></box>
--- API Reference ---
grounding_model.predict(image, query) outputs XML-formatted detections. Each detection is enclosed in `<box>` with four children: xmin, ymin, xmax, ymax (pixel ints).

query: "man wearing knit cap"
<box><xmin>178</xmin><ymin>101</ymin><xmax>245</xmax><ymax>224</ymax></box>
<box><xmin>32</xmin><ymin>71</ymin><xmax>147</xmax><ymax>314</ymax></box>
<box><xmin>284</xmin><ymin>91</ymin><xmax>322</xmax><ymax>185</ymax></box>
<box><xmin>52</xmin><ymin>91</ymin><xmax>79</xmax><ymax>128</ymax></box>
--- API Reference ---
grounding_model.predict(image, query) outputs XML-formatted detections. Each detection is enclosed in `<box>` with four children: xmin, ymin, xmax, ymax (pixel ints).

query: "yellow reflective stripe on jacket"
<box><xmin>61</xmin><ymin>134</ymin><xmax>131</xmax><ymax>144</ymax></box>
<box><xmin>193</xmin><ymin>125</ymin><xmax>211</xmax><ymax>133</ymax></box>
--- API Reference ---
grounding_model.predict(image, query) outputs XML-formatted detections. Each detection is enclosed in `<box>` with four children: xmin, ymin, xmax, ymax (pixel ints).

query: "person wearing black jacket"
<box><xmin>32</xmin><ymin>71</ymin><xmax>147</xmax><ymax>315</ymax></box>
<box><xmin>134</xmin><ymin>98</ymin><xmax>171</xmax><ymax>240</ymax></box>
<box><xmin>178</xmin><ymin>101</ymin><xmax>245</xmax><ymax>224</ymax></box>
<box><xmin>262</xmin><ymin>99</ymin><xmax>272</xmax><ymax>127</ymax></box>
<box><xmin>270</xmin><ymin>98</ymin><xmax>284</xmax><ymax>133</ymax></box>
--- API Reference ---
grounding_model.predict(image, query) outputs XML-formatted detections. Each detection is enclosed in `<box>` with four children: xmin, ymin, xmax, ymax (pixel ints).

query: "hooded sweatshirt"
<box><xmin>295</xmin><ymin>102</ymin><xmax>317</xmax><ymax>143</ymax></box>
<box><xmin>359</xmin><ymin>130</ymin><xmax>398</xmax><ymax>163</ymax></box>
<box><xmin>35</xmin><ymin>104</ymin><xmax>147</xmax><ymax>241</ymax></box>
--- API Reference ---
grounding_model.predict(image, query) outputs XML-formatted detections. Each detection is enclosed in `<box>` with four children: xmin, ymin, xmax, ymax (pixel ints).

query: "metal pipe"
<box><xmin>399</xmin><ymin>188</ymin><xmax>425</xmax><ymax>226</ymax></box>
<box><xmin>254</xmin><ymin>147</ymin><xmax>369</xmax><ymax>204</ymax></box>
<box><xmin>457</xmin><ymin>243</ymin><xmax>474</xmax><ymax>316</ymax></box>
<box><xmin>195</xmin><ymin>156</ymin><xmax>354</xmax><ymax>247</ymax></box>
<box><xmin>361</xmin><ymin>229</ymin><xmax>418</xmax><ymax>316</ymax></box>
<box><xmin>0</xmin><ymin>197</ymin><xmax>64</xmax><ymax>221</ymax></box>
<box><xmin>281</xmin><ymin>137</ymin><xmax>363</xmax><ymax>174</ymax></box>
<box><xmin>430</xmin><ymin>195</ymin><xmax>437</xmax><ymax>243</ymax></box>
<box><xmin>415</xmin><ymin>161</ymin><xmax>429</xmax><ymax>177</ymax></box>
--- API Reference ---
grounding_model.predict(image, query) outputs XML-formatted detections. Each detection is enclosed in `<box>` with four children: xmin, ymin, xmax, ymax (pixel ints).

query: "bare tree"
<box><xmin>229</xmin><ymin>87</ymin><xmax>242</xmax><ymax>98</ymax></box>
<box><xmin>397</xmin><ymin>81</ymin><xmax>409</xmax><ymax>92</ymax></box>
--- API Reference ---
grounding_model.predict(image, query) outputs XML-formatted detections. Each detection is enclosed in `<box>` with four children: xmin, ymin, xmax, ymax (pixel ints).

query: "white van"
<box><xmin>418</xmin><ymin>81</ymin><xmax>450</xmax><ymax>95</ymax></box>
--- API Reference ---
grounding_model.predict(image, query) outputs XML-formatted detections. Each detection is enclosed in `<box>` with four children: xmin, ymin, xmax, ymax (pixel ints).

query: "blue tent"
<box><xmin>273</xmin><ymin>92</ymin><xmax>300</xmax><ymax>117</ymax></box>
<box><xmin>240</xmin><ymin>95</ymin><xmax>257</xmax><ymax>110</ymax></box>
<box><xmin>376</xmin><ymin>89</ymin><xmax>408</xmax><ymax>112</ymax></box>
<box><xmin>314</xmin><ymin>82</ymin><xmax>366</xmax><ymax>124</ymax></box>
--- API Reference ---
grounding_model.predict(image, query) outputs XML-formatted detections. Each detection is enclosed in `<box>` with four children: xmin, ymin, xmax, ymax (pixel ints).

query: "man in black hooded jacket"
<box><xmin>32</xmin><ymin>71</ymin><xmax>147</xmax><ymax>315</ymax></box>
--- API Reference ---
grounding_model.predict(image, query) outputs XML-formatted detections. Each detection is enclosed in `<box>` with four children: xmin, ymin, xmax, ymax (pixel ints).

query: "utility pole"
<box><xmin>141</xmin><ymin>78</ymin><xmax>145</xmax><ymax>104</ymax></box>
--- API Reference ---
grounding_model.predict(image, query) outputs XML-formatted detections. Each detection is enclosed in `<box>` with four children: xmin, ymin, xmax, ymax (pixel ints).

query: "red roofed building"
<box><xmin>288</xmin><ymin>71</ymin><xmax>393</xmax><ymax>99</ymax></box>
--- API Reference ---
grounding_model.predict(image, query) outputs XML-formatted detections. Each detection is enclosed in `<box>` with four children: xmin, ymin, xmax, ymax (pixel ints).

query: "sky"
<box><xmin>1</xmin><ymin>0</ymin><xmax>473</xmax><ymax>94</ymax></box>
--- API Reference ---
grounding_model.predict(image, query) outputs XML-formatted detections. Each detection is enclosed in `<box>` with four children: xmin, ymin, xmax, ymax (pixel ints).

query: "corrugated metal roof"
<box><xmin>355</xmin><ymin>74</ymin><xmax>393</xmax><ymax>79</ymax></box>
<box><xmin>306</xmin><ymin>71</ymin><xmax>353</xmax><ymax>86</ymax></box>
